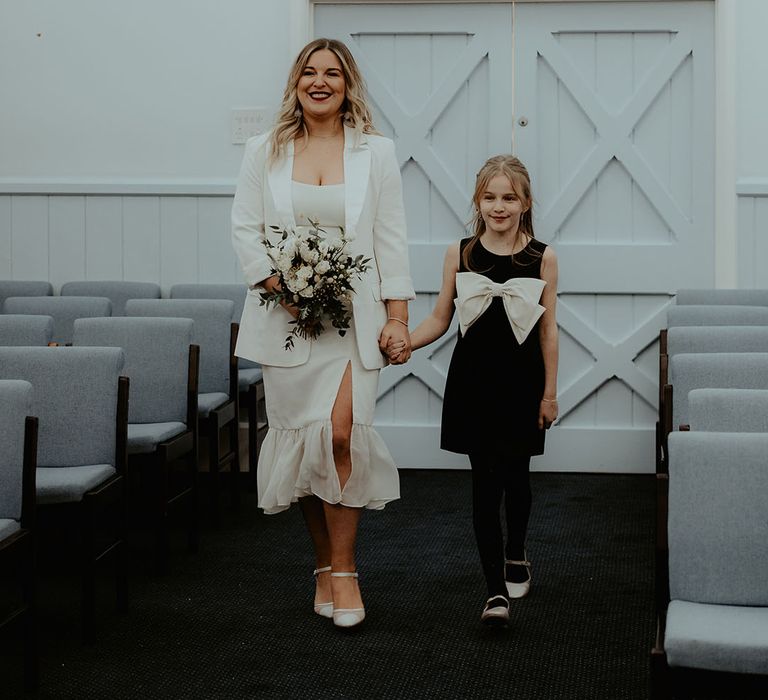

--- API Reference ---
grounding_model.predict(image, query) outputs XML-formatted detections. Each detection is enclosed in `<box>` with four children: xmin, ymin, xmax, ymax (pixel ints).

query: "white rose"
<box><xmin>299</xmin><ymin>285</ymin><xmax>314</xmax><ymax>298</ymax></box>
<box><xmin>296</xmin><ymin>265</ymin><xmax>314</xmax><ymax>280</ymax></box>
<box><xmin>315</xmin><ymin>260</ymin><xmax>331</xmax><ymax>275</ymax></box>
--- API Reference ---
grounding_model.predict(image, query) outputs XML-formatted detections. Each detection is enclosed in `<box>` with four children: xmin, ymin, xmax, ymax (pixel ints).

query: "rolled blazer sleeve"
<box><xmin>231</xmin><ymin>134</ymin><xmax>275</xmax><ymax>288</ymax></box>
<box><xmin>372</xmin><ymin>138</ymin><xmax>415</xmax><ymax>301</ymax></box>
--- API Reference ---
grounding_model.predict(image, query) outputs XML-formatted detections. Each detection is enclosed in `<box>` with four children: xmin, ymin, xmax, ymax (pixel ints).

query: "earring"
<box><xmin>294</xmin><ymin>107</ymin><xmax>302</xmax><ymax>117</ymax></box>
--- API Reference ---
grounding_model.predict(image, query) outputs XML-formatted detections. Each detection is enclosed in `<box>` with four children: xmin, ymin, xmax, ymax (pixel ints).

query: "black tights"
<box><xmin>468</xmin><ymin>450</ymin><xmax>532</xmax><ymax>598</ymax></box>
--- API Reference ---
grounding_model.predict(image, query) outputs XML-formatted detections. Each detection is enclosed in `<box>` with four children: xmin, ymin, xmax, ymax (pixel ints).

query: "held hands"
<box><xmin>539</xmin><ymin>398</ymin><xmax>558</xmax><ymax>430</ymax></box>
<box><xmin>379</xmin><ymin>319</ymin><xmax>412</xmax><ymax>365</ymax></box>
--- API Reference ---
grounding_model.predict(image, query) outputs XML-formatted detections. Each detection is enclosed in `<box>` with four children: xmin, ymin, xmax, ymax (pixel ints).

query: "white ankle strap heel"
<box><xmin>330</xmin><ymin>572</ymin><xmax>365</xmax><ymax>629</ymax></box>
<box><xmin>313</xmin><ymin>566</ymin><xmax>333</xmax><ymax>618</ymax></box>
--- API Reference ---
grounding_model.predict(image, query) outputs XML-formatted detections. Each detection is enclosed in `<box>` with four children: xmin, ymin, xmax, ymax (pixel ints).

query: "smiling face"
<box><xmin>296</xmin><ymin>48</ymin><xmax>346</xmax><ymax>123</ymax></box>
<box><xmin>478</xmin><ymin>174</ymin><xmax>529</xmax><ymax>238</ymax></box>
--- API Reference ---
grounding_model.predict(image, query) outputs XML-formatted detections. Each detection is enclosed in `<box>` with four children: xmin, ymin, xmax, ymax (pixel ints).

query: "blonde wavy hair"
<box><xmin>268</xmin><ymin>38</ymin><xmax>377</xmax><ymax>163</ymax></box>
<box><xmin>462</xmin><ymin>155</ymin><xmax>537</xmax><ymax>271</ymax></box>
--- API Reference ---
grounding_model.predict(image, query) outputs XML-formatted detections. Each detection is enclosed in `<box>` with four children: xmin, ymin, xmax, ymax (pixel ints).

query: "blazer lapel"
<box><xmin>343</xmin><ymin>126</ymin><xmax>370</xmax><ymax>237</ymax></box>
<box><xmin>267</xmin><ymin>139</ymin><xmax>296</xmax><ymax>229</ymax></box>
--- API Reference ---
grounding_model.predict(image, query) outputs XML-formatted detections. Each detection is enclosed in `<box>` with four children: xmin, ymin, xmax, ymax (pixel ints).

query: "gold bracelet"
<box><xmin>387</xmin><ymin>317</ymin><xmax>409</xmax><ymax>327</ymax></box>
<box><xmin>541</xmin><ymin>397</ymin><xmax>558</xmax><ymax>404</ymax></box>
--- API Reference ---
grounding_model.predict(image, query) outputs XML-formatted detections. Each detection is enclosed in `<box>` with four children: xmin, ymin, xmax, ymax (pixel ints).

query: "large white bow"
<box><xmin>454</xmin><ymin>271</ymin><xmax>547</xmax><ymax>343</ymax></box>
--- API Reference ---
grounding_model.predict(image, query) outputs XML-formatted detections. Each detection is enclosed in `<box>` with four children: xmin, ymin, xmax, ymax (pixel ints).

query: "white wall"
<box><xmin>0</xmin><ymin>0</ymin><xmax>292</xmax><ymax>180</ymax></box>
<box><xmin>734</xmin><ymin>0</ymin><xmax>768</xmax><ymax>287</ymax></box>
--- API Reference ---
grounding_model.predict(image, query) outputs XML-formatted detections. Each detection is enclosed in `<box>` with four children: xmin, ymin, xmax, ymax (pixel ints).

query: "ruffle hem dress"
<box><xmin>257</xmin><ymin>181</ymin><xmax>400</xmax><ymax>514</ymax></box>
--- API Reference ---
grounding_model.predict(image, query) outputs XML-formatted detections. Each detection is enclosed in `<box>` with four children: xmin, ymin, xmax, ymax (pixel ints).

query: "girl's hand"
<box><xmin>379</xmin><ymin>320</ymin><xmax>411</xmax><ymax>364</ymax></box>
<box><xmin>386</xmin><ymin>339</ymin><xmax>407</xmax><ymax>361</ymax></box>
<box><xmin>539</xmin><ymin>398</ymin><xmax>558</xmax><ymax>430</ymax></box>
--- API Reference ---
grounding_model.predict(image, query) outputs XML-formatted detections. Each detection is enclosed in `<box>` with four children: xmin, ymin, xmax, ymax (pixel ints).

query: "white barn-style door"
<box><xmin>514</xmin><ymin>2</ymin><xmax>714</xmax><ymax>471</ymax></box>
<box><xmin>314</xmin><ymin>2</ymin><xmax>714</xmax><ymax>472</ymax></box>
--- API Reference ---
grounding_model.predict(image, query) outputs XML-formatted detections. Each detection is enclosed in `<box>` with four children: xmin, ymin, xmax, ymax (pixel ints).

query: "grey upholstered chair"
<box><xmin>61</xmin><ymin>280</ymin><xmax>161</xmax><ymax>316</ymax></box>
<box><xmin>675</xmin><ymin>288</ymin><xmax>768</xmax><ymax>306</ymax></box>
<box><xmin>0</xmin><ymin>314</ymin><xmax>54</xmax><ymax>346</ymax></box>
<box><xmin>72</xmin><ymin>317</ymin><xmax>199</xmax><ymax>570</ymax></box>
<box><xmin>655</xmin><ymin>326</ymin><xmax>768</xmax><ymax>471</ymax></box>
<box><xmin>0</xmin><ymin>379</ymin><xmax>38</xmax><ymax>689</ymax></box>
<box><xmin>0</xmin><ymin>346</ymin><xmax>128</xmax><ymax>643</ymax></box>
<box><xmin>653</xmin><ymin>432</ymin><xmax>768</xmax><ymax>696</ymax></box>
<box><xmin>688</xmin><ymin>388</ymin><xmax>768</xmax><ymax>433</ymax></box>
<box><xmin>2</xmin><ymin>296</ymin><xmax>112</xmax><ymax>344</ymax></box>
<box><xmin>126</xmin><ymin>298</ymin><xmax>239</xmax><ymax>523</ymax></box>
<box><xmin>0</xmin><ymin>280</ymin><xmax>52</xmax><ymax>309</ymax></box>
<box><xmin>659</xmin><ymin>352</ymin><xmax>768</xmax><ymax>474</ymax></box>
<box><xmin>170</xmin><ymin>283</ymin><xmax>266</xmax><ymax>489</ymax></box>
<box><xmin>666</xmin><ymin>304</ymin><xmax>768</xmax><ymax>329</ymax></box>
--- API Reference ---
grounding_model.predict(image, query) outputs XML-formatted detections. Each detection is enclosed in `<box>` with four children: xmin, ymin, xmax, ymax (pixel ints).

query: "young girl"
<box><xmin>389</xmin><ymin>155</ymin><xmax>559</xmax><ymax>626</ymax></box>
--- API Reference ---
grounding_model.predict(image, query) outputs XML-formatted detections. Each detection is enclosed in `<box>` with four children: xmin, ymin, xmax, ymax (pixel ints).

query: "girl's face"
<box><xmin>478</xmin><ymin>174</ymin><xmax>528</xmax><ymax>237</ymax></box>
<box><xmin>297</xmin><ymin>49</ymin><xmax>346</xmax><ymax>122</ymax></box>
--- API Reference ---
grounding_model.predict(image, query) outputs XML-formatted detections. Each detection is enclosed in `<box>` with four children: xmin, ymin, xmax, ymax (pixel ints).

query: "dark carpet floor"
<box><xmin>6</xmin><ymin>471</ymin><xmax>661</xmax><ymax>699</ymax></box>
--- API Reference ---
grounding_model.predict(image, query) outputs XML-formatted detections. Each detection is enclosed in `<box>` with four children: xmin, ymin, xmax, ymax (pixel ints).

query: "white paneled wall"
<box><xmin>737</xmin><ymin>185</ymin><xmax>768</xmax><ymax>288</ymax></box>
<box><xmin>0</xmin><ymin>193</ymin><xmax>240</xmax><ymax>293</ymax></box>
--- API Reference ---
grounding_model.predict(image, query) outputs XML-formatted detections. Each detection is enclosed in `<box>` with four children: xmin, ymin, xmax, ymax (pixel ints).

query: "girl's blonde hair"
<box><xmin>268</xmin><ymin>38</ymin><xmax>377</xmax><ymax>163</ymax></box>
<box><xmin>462</xmin><ymin>155</ymin><xmax>537</xmax><ymax>271</ymax></box>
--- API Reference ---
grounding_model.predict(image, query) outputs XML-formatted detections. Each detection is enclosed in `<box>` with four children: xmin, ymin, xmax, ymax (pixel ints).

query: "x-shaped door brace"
<box><xmin>347</xmin><ymin>33</ymin><xmax>492</xmax><ymax>225</ymax></box>
<box><xmin>534</xmin><ymin>30</ymin><xmax>695</xmax><ymax>241</ymax></box>
<box><xmin>555</xmin><ymin>299</ymin><xmax>670</xmax><ymax>418</ymax></box>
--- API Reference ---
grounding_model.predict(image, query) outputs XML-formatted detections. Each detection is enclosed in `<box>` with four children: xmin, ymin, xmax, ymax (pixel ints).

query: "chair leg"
<box><xmin>206</xmin><ymin>415</ymin><xmax>221</xmax><ymax>526</ymax></box>
<box><xmin>154</xmin><ymin>457</ymin><xmax>169</xmax><ymax>574</ymax></box>
<box><xmin>229</xmin><ymin>415</ymin><xmax>240</xmax><ymax>508</ymax></box>
<box><xmin>116</xmin><ymin>486</ymin><xmax>129</xmax><ymax>614</ymax></box>
<box><xmin>81</xmin><ymin>501</ymin><xmax>96</xmax><ymax>644</ymax></box>
<box><xmin>187</xmin><ymin>447</ymin><xmax>199</xmax><ymax>554</ymax></box>
<box><xmin>23</xmin><ymin>543</ymin><xmax>38</xmax><ymax>690</ymax></box>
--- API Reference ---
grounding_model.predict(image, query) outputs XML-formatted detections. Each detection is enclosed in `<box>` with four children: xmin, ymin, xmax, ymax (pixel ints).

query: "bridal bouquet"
<box><xmin>259</xmin><ymin>221</ymin><xmax>371</xmax><ymax>350</ymax></box>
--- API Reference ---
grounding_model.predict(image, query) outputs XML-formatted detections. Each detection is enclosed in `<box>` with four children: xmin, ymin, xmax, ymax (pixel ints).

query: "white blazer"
<box><xmin>231</xmin><ymin>126</ymin><xmax>415</xmax><ymax>370</ymax></box>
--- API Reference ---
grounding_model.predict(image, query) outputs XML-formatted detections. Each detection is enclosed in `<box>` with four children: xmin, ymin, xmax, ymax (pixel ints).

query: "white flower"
<box><xmin>326</xmin><ymin>237</ymin><xmax>343</xmax><ymax>250</ymax></box>
<box><xmin>299</xmin><ymin>285</ymin><xmax>314</xmax><ymax>298</ymax></box>
<box><xmin>315</xmin><ymin>260</ymin><xmax>331</xmax><ymax>275</ymax></box>
<box><xmin>296</xmin><ymin>265</ymin><xmax>314</xmax><ymax>280</ymax></box>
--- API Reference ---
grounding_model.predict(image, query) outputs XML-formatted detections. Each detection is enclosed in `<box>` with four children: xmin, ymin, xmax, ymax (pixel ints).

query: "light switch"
<box><xmin>231</xmin><ymin>108</ymin><xmax>275</xmax><ymax>144</ymax></box>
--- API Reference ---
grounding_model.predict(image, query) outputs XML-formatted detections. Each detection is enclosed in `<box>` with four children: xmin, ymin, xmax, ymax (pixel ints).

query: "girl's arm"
<box><xmin>394</xmin><ymin>243</ymin><xmax>459</xmax><ymax>357</ymax></box>
<box><xmin>538</xmin><ymin>246</ymin><xmax>560</xmax><ymax>429</ymax></box>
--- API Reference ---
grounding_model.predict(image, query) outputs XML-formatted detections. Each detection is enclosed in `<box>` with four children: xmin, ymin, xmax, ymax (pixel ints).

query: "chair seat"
<box><xmin>127</xmin><ymin>421</ymin><xmax>188</xmax><ymax>454</ymax></box>
<box><xmin>665</xmin><ymin>599</ymin><xmax>768</xmax><ymax>674</ymax></box>
<box><xmin>36</xmin><ymin>464</ymin><xmax>117</xmax><ymax>504</ymax></box>
<box><xmin>0</xmin><ymin>518</ymin><xmax>21</xmax><ymax>541</ymax></box>
<box><xmin>198</xmin><ymin>392</ymin><xmax>229</xmax><ymax>418</ymax></box>
<box><xmin>238</xmin><ymin>367</ymin><xmax>263</xmax><ymax>392</ymax></box>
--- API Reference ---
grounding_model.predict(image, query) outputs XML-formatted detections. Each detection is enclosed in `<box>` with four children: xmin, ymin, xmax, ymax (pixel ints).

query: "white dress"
<box><xmin>256</xmin><ymin>181</ymin><xmax>400</xmax><ymax>514</ymax></box>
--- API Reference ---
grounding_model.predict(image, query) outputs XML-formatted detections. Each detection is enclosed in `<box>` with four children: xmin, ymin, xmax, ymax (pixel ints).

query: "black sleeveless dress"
<box><xmin>441</xmin><ymin>237</ymin><xmax>548</xmax><ymax>457</ymax></box>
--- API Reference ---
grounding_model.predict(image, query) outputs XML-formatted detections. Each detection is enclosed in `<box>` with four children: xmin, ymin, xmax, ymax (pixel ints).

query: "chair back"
<box><xmin>0</xmin><ymin>315</ymin><xmax>54</xmax><ymax>346</ymax></box>
<box><xmin>688</xmin><ymin>388</ymin><xmax>768</xmax><ymax>433</ymax></box>
<box><xmin>0</xmin><ymin>380</ymin><xmax>33</xmax><ymax>520</ymax></box>
<box><xmin>666</xmin><ymin>304</ymin><xmax>768</xmax><ymax>328</ymax></box>
<box><xmin>669</xmin><ymin>352</ymin><xmax>768</xmax><ymax>429</ymax></box>
<box><xmin>170</xmin><ymin>284</ymin><xmax>257</xmax><ymax>370</ymax></box>
<box><xmin>667</xmin><ymin>431</ymin><xmax>768</xmax><ymax>606</ymax></box>
<box><xmin>0</xmin><ymin>346</ymin><xmax>124</xmax><ymax>468</ymax></box>
<box><xmin>73</xmin><ymin>316</ymin><xmax>193</xmax><ymax>424</ymax></box>
<box><xmin>0</xmin><ymin>280</ymin><xmax>52</xmax><ymax>309</ymax></box>
<box><xmin>2</xmin><ymin>296</ymin><xmax>112</xmax><ymax>344</ymax></box>
<box><xmin>61</xmin><ymin>280</ymin><xmax>160</xmax><ymax>316</ymax></box>
<box><xmin>675</xmin><ymin>288</ymin><xmax>768</xmax><ymax>306</ymax></box>
<box><xmin>126</xmin><ymin>298</ymin><xmax>234</xmax><ymax>394</ymax></box>
<box><xmin>667</xmin><ymin>326</ymin><xmax>768</xmax><ymax>357</ymax></box>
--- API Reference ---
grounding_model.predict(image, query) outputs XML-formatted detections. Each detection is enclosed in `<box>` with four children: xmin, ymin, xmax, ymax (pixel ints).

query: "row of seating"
<box><xmin>0</xmin><ymin>282</ymin><xmax>269</xmax><ymax>690</ymax></box>
<box><xmin>0</xmin><ymin>279</ymin><xmax>267</xmax><ymax>489</ymax></box>
<box><xmin>652</xmin><ymin>290</ymin><xmax>768</xmax><ymax>698</ymax></box>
